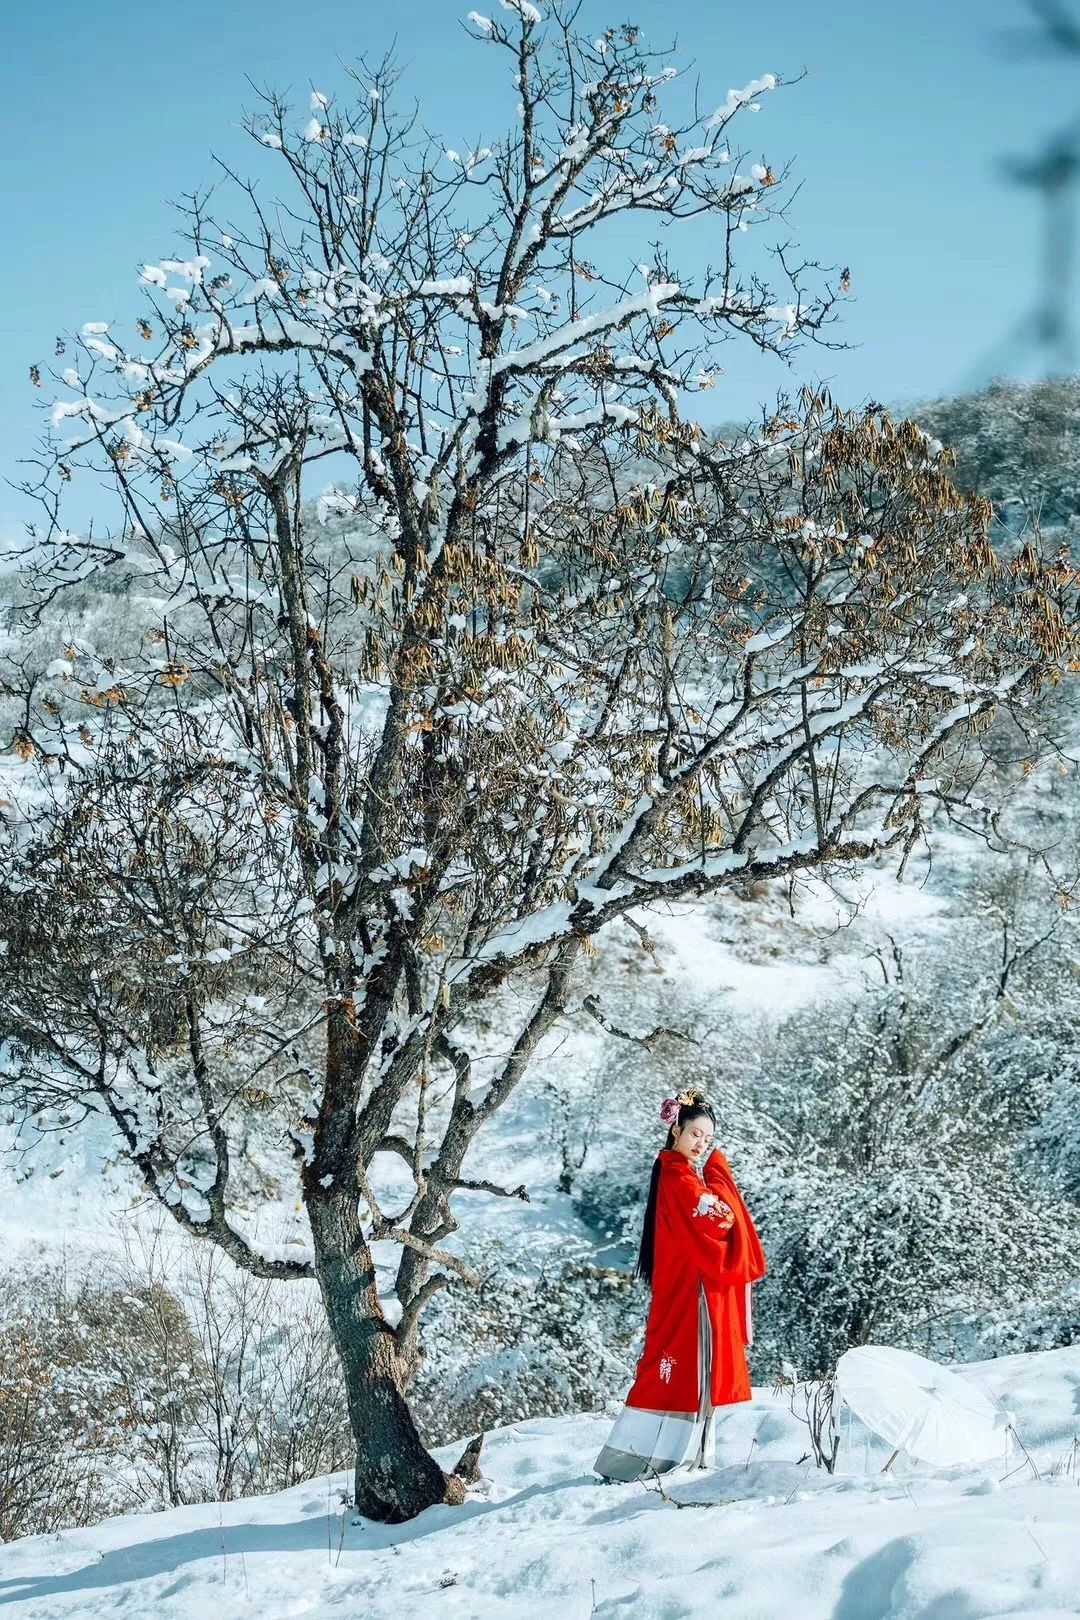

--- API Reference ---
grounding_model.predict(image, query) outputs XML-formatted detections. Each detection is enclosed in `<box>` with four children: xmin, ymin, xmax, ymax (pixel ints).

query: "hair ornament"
<box><xmin>660</xmin><ymin>1088</ymin><xmax>709</xmax><ymax>1125</ymax></box>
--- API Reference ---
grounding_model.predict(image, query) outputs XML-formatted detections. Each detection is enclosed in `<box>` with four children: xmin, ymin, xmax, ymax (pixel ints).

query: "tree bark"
<box><xmin>302</xmin><ymin>999</ymin><xmax>450</xmax><ymax>1523</ymax></box>
<box><xmin>306</xmin><ymin>1189</ymin><xmax>449</xmax><ymax>1522</ymax></box>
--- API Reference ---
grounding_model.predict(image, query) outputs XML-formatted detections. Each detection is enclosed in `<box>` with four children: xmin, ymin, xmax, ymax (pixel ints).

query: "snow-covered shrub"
<box><xmin>115</xmin><ymin>1235</ymin><xmax>352</xmax><ymax>1504</ymax></box>
<box><xmin>0</xmin><ymin>1297</ymin><xmax>104</xmax><ymax>1539</ymax></box>
<box><xmin>180</xmin><ymin>1249</ymin><xmax>352</xmax><ymax>1499</ymax></box>
<box><xmin>913</xmin><ymin>376</ymin><xmax>1080</xmax><ymax>537</ymax></box>
<box><xmin>53</xmin><ymin>1271</ymin><xmax>204</xmax><ymax>1509</ymax></box>
<box><xmin>740</xmin><ymin>957</ymin><xmax>1080</xmax><ymax>1372</ymax></box>
<box><xmin>983</xmin><ymin>1281</ymin><xmax>1080</xmax><ymax>1356</ymax></box>
<box><xmin>0</xmin><ymin>1245</ymin><xmax>353</xmax><ymax>1537</ymax></box>
<box><xmin>974</xmin><ymin>966</ymin><xmax>1080</xmax><ymax>1210</ymax></box>
<box><xmin>556</xmin><ymin>943</ymin><xmax>757</xmax><ymax>1229</ymax></box>
<box><xmin>0</xmin><ymin>1263</ymin><xmax>199</xmax><ymax>1537</ymax></box>
<box><xmin>1029</xmin><ymin>1071</ymin><xmax>1080</xmax><ymax>1202</ymax></box>
<box><xmin>413</xmin><ymin>1235</ymin><xmax>640</xmax><ymax>1441</ymax></box>
<box><xmin>567</xmin><ymin>911</ymin><xmax>1080</xmax><ymax>1383</ymax></box>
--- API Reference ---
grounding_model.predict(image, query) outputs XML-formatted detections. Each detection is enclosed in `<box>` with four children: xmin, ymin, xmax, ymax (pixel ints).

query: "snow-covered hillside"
<box><xmin>1</xmin><ymin>1346</ymin><xmax>1077</xmax><ymax>1619</ymax></box>
<box><xmin>0</xmin><ymin>856</ymin><xmax>947</xmax><ymax>1269</ymax></box>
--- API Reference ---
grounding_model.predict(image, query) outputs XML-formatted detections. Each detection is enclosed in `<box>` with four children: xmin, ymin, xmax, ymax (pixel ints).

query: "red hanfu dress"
<box><xmin>594</xmin><ymin>1146</ymin><xmax>766</xmax><ymax>1481</ymax></box>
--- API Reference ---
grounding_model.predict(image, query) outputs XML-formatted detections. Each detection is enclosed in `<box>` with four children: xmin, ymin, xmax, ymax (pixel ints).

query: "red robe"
<box><xmin>626</xmin><ymin>1147</ymin><xmax>767</xmax><ymax>1415</ymax></box>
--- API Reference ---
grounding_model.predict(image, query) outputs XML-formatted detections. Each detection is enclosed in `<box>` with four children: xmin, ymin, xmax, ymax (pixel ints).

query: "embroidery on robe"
<box><xmin>659</xmin><ymin>1355</ymin><xmax>676</xmax><ymax>1383</ymax></box>
<box><xmin>693</xmin><ymin>1192</ymin><xmax>734</xmax><ymax>1222</ymax></box>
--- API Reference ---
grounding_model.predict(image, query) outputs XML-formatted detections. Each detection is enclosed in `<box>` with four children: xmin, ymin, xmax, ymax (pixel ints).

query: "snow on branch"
<box><xmin>704</xmin><ymin>73</ymin><xmax>778</xmax><ymax>130</ymax></box>
<box><xmin>488</xmin><ymin>283</ymin><xmax>681</xmax><ymax>375</ymax></box>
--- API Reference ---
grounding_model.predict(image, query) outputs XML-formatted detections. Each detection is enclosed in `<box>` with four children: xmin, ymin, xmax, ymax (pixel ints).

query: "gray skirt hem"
<box><xmin>594</xmin><ymin>1284</ymin><xmax>716</xmax><ymax>1482</ymax></box>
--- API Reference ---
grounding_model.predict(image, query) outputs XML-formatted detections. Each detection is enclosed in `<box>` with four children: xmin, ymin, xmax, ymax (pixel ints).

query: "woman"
<box><xmin>594</xmin><ymin>1088</ymin><xmax>766</xmax><ymax>1482</ymax></box>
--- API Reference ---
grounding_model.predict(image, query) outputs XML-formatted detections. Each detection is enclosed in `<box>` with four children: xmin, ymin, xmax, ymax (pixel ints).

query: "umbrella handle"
<box><xmin>881</xmin><ymin>1448</ymin><xmax>901</xmax><ymax>1474</ymax></box>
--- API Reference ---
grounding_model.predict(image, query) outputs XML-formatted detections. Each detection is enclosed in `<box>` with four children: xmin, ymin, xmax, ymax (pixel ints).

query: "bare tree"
<box><xmin>3</xmin><ymin>7</ymin><xmax>1076</xmax><ymax>1520</ymax></box>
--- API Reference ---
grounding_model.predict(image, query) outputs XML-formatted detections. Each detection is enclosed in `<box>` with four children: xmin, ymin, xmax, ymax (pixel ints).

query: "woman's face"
<box><xmin>671</xmin><ymin>1112</ymin><xmax>714</xmax><ymax>1160</ymax></box>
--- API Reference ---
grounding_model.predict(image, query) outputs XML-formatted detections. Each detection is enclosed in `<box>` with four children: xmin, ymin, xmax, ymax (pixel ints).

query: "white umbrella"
<box><xmin>835</xmin><ymin>1345</ymin><xmax>1013</xmax><ymax>1468</ymax></box>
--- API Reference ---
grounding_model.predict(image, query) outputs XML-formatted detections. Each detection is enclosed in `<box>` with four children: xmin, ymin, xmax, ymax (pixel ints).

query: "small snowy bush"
<box><xmin>0</xmin><ymin>1264</ymin><xmax>198</xmax><ymax>1537</ymax></box>
<box><xmin>0</xmin><ymin>1246</ymin><xmax>353</xmax><ymax>1537</ymax></box>
<box><xmin>413</xmin><ymin>1235</ymin><xmax>640</xmax><ymax>1441</ymax></box>
<box><xmin>568</xmin><ymin>915</ymin><xmax>1080</xmax><ymax>1384</ymax></box>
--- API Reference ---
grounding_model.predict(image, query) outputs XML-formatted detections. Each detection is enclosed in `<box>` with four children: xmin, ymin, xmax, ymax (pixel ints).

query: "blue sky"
<box><xmin>2</xmin><ymin>0</ymin><xmax>1078</xmax><ymax>533</ymax></box>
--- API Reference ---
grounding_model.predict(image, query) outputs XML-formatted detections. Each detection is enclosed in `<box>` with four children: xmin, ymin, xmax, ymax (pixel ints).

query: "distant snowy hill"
<box><xmin>1</xmin><ymin>1345</ymin><xmax>1078</xmax><ymax>1619</ymax></box>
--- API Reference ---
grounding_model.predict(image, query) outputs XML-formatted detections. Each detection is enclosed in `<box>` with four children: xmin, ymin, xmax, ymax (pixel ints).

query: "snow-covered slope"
<box><xmin>2</xmin><ymin>1346</ymin><xmax>1078</xmax><ymax>1620</ymax></box>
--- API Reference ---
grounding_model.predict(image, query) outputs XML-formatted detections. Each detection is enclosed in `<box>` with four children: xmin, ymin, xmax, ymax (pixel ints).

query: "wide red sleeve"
<box><xmin>703</xmin><ymin>1149</ymin><xmax>733</xmax><ymax>1193</ymax></box>
<box><xmin>657</xmin><ymin>1162</ymin><xmax>745</xmax><ymax>1288</ymax></box>
<box><xmin>703</xmin><ymin>1148</ymin><xmax>767</xmax><ymax>1285</ymax></box>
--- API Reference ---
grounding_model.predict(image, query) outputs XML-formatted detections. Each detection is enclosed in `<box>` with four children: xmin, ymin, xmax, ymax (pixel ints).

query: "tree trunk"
<box><xmin>306</xmin><ymin>1190</ymin><xmax>448</xmax><ymax>1522</ymax></box>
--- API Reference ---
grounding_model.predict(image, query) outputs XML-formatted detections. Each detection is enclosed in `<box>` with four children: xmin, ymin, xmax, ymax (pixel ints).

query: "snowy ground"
<box><xmin>1</xmin><ymin>1346</ymin><xmax>1077</xmax><ymax>1619</ymax></box>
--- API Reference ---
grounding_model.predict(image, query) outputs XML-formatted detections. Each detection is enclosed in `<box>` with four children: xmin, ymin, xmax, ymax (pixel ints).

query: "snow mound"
<box><xmin>2</xmin><ymin>1348</ymin><xmax>1079</xmax><ymax>1619</ymax></box>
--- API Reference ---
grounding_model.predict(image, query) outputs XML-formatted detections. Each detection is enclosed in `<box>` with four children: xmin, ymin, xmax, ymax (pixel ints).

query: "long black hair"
<box><xmin>635</xmin><ymin>1092</ymin><xmax>716</xmax><ymax>1287</ymax></box>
